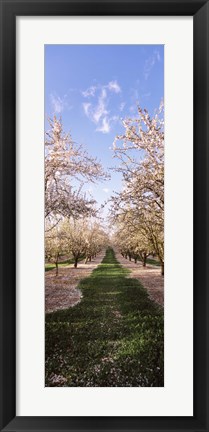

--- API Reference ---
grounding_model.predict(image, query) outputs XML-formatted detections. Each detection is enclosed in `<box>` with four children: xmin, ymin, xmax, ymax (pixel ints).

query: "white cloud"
<box><xmin>82</xmin><ymin>86</ymin><xmax>97</xmax><ymax>97</ymax></box>
<box><xmin>82</xmin><ymin>102</ymin><xmax>91</xmax><ymax>117</ymax></box>
<box><xmin>102</xmin><ymin>187</ymin><xmax>110</xmax><ymax>193</ymax></box>
<box><xmin>93</xmin><ymin>88</ymin><xmax>108</xmax><ymax>123</ymax></box>
<box><xmin>82</xmin><ymin>81</ymin><xmax>121</xmax><ymax>133</ymax></box>
<box><xmin>82</xmin><ymin>80</ymin><xmax>121</xmax><ymax>98</ymax></box>
<box><xmin>50</xmin><ymin>94</ymin><xmax>65</xmax><ymax>113</ymax></box>
<box><xmin>83</xmin><ymin>89</ymin><xmax>108</xmax><ymax>124</ymax></box>
<box><xmin>96</xmin><ymin>117</ymin><xmax>110</xmax><ymax>134</ymax></box>
<box><xmin>50</xmin><ymin>93</ymin><xmax>71</xmax><ymax>113</ymax></box>
<box><xmin>144</xmin><ymin>50</ymin><xmax>161</xmax><ymax>80</ymax></box>
<box><xmin>107</xmin><ymin>80</ymin><xmax>121</xmax><ymax>93</ymax></box>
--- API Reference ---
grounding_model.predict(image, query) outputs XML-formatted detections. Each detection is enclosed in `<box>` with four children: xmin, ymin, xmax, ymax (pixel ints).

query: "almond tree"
<box><xmin>84</xmin><ymin>222</ymin><xmax>108</xmax><ymax>263</ymax></box>
<box><xmin>45</xmin><ymin>225</ymin><xmax>65</xmax><ymax>276</ymax></box>
<box><xmin>113</xmin><ymin>103</ymin><xmax>164</xmax><ymax>213</ymax></box>
<box><xmin>61</xmin><ymin>218</ymin><xmax>87</xmax><ymax>268</ymax></box>
<box><xmin>45</xmin><ymin>116</ymin><xmax>108</xmax><ymax>228</ymax></box>
<box><xmin>113</xmin><ymin>219</ymin><xmax>153</xmax><ymax>266</ymax></box>
<box><xmin>46</xmin><ymin>215</ymin><xmax>108</xmax><ymax>270</ymax></box>
<box><xmin>111</xmin><ymin>103</ymin><xmax>164</xmax><ymax>275</ymax></box>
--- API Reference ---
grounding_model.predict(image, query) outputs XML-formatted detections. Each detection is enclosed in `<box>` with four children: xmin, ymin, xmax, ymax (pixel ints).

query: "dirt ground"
<box><xmin>114</xmin><ymin>250</ymin><xmax>164</xmax><ymax>307</ymax></box>
<box><xmin>45</xmin><ymin>250</ymin><xmax>106</xmax><ymax>313</ymax></box>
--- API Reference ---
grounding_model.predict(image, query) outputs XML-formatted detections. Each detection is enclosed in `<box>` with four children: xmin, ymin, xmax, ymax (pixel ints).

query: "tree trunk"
<box><xmin>89</xmin><ymin>256</ymin><xmax>92</xmax><ymax>262</ymax></box>
<box><xmin>74</xmin><ymin>257</ymin><xmax>78</xmax><ymax>268</ymax></box>
<box><xmin>55</xmin><ymin>253</ymin><xmax>59</xmax><ymax>276</ymax></box>
<box><xmin>125</xmin><ymin>254</ymin><xmax>127</xmax><ymax>259</ymax></box>
<box><xmin>143</xmin><ymin>253</ymin><xmax>147</xmax><ymax>267</ymax></box>
<box><xmin>129</xmin><ymin>255</ymin><xmax>131</xmax><ymax>261</ymax></box>
<box><xmin>161</xmin><ymin>262</ymin><xmax>164</xmax><ymax>276</ymax></box>
<box><xmin>55</xmin><ymin>260</ymin><xmax>58</xmax><ymax>276</ymax></box>
<box><xmin>85</xmin><ymin>256</ymin><xmax>88</xmax><ymax>264</ymax></box>
<box><xmin>134</xmin><ymin>257</ymin><xmax>137</xmax><ymax>264</ymax></box>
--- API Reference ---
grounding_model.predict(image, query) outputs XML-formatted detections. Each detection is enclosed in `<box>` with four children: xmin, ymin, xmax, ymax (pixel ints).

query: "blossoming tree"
<box><xmin>111</xmin><ymin>103</ymin><xmax>164</xmax><ymax>275</ymax></box>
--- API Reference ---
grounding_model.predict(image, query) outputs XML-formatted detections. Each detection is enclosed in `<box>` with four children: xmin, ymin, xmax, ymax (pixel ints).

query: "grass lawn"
<box><xmin>146</xmin><ymin>257</ymin><xmax>161</xmax><ymax>266</ymax></box>
<box><xmin>45</xmin><ymin>248</ymin><xmax>164</xmax><ymax>387</ymax></box>
<box><xmin>45</xmin><ymin>256</ymin><xmax>84</xmax><ymax>272</ymax></box>
<box><xmin>137</xmin><ymin>257</ymin><xmax>161</xmax><ymax>266</ymax></box>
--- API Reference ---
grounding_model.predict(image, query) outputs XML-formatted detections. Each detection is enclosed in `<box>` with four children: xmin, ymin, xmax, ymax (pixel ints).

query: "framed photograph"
<box><xmin>0</xmin><ymin>0</ymin><xmax>208</xmax><ymax>431</ymax></box>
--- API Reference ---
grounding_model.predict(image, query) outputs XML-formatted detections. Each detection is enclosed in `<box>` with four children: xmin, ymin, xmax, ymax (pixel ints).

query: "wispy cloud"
<box><xmin>93</xmin><ymin>89</ymin><xmax>108</xmax><ymax>123</ymax></box>
<box><xmin>96</xmin><ymin>115</ymin><xmax>119</xmax><ymax>134</ymax></box>
<box><xmin>82</xmin><ymin>86</ymin><xmax>97</xmax><ymax>97</ymax></box>
<box><xmin>50</xmin><ymin>93</ymin><xmax>71</xmax><ymax>113</ymax></box>
<box><xmin>107</xmin><ymin>80</ymin><xmax>121</xmax><ymax>93</ymax></box>
<box><xmin>144</xmin><ymin>50</ymin><xmax>161</xmax><ymax>80</ymax></box>
<box><xmin>83</xmin><ymin>89</ymin><xmax>108</xmax><ymax>125</ymax></box>
<box><xmin>82</xmin><ymin>81</ymin><xmax>121</xmax><ymax>133</ymax></box>
<box><xmin>102</xmin><ymin>187</ymin><xmax>110</xmax><ymax>193</ymax></box>
<box><xmin>96</xmin><ymin>117</ymin><xmax>111</xmax><ymax>134</ymax></box>
<box><xmin>82</xmin><ymin>80</ymin><xmax>121</xmax><ymax>98</ymax></box>
<box><xmin>82</xmin><ymin>102</ymin><xmax>91</xmax><ymax>117</ymax></box>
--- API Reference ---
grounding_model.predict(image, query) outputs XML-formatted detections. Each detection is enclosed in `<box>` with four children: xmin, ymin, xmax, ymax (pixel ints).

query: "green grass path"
<box><xmin>45</xmin><ymin>248</ymin><xmax>164</xmax><ymax>387</ymax></box>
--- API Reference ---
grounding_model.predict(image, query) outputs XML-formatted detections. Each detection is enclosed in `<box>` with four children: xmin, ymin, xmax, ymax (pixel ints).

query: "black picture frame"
<box><xmin>0</xmin><ymin>0</ymin><xmax>208</xmax><ymax>431</ymax></box>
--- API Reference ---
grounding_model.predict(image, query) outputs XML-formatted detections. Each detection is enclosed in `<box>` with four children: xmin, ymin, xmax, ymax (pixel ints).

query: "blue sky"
<box><xmin>45</xmin><ymin>45</ymin><xmax>164</xmax><ymax>220</ymax></box>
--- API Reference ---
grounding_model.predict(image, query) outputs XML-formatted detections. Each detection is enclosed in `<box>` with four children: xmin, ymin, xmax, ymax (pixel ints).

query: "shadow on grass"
<box><xmin>135</xmin><ymin>257</ymin><xmax>161</xmax><ymax>266</ymax></box>
<box><xmin>45</xmin><ymin>248</ymin><xmax>164</xmax><ymax>387</ymax></box>
<box><xmin>45</xmin><ymin>256</ymin><xmax>84</xmax><ymax>272</ymax></box>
